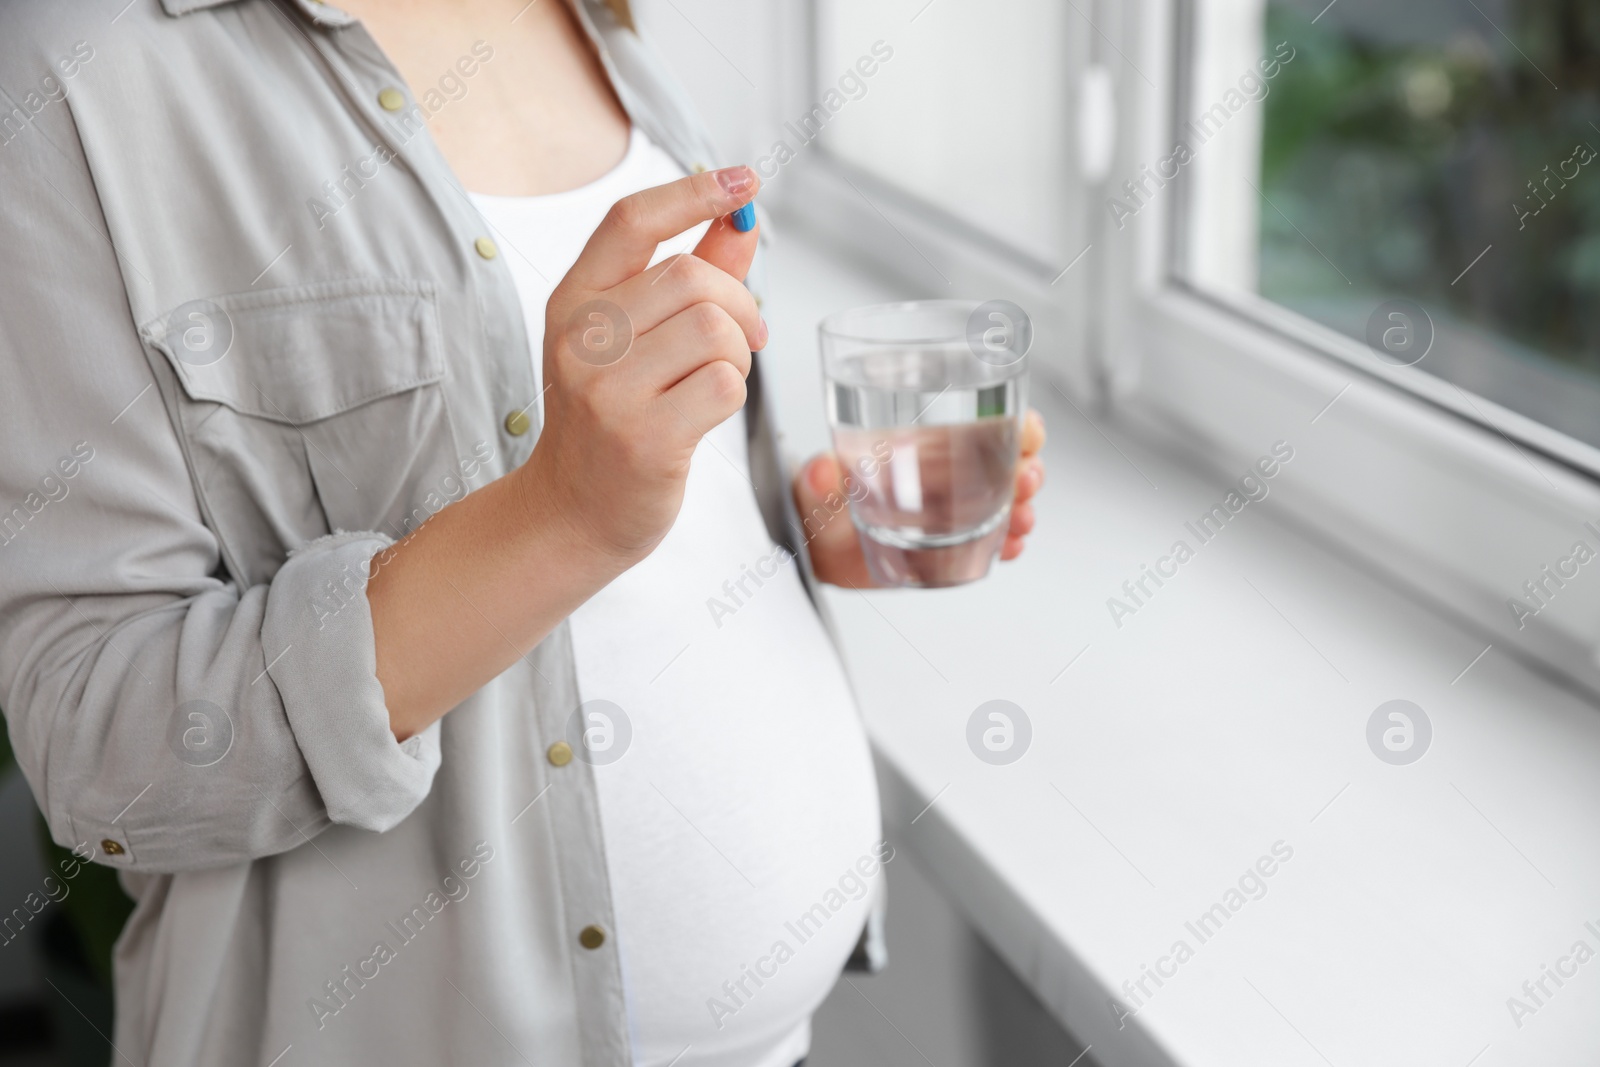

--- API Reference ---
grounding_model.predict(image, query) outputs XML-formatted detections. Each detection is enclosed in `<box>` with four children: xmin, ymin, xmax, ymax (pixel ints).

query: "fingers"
<box><xmin>1014</xmin><ymin>454</ymin><xmax>1044</xmax><ymax>503</ymax></box>
<box><xmin>613</xmin><ymin>252</ymin><xmax>764</xmax><ymax>351</ymax></box>
<box><xmin>566</xmin><ymin>167</ymin><xmax>760</xmax><ymax>292</ymax></box>
<box><xmin>631</xmin><ymin>302</ymin><xmax>752</xmax><ymax>392</ymax></box>
<box><xmin>690</xmin><ymin>210</ymin><xmax>760</xmax><ymax>288</ymax></box>
<box><xmin>1002</xmin><ymin>497</ymin><xmax>1035</xmax><ymax>562</ymax></box>
<box><xmin>658</xmin><ymin>354</ymin><xmax>747</xmax><ymax>434</ymax></box>
<box><xmin>1001</xmin><ymin>414</ymin><xmax>1045</xmax><ymax>565</ymax></box>
<box><xmin>1007</xmin><ymin>500</ymin><xmax>1035</xmax><ymax>539</ymax></box>
<box><xmin>1020</xmin><ymin>408</ymin><xmax>1046</xmax><ymax>457</ymax></box>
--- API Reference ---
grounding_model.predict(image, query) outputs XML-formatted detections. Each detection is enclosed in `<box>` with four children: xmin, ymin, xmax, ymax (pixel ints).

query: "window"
<box><xmin>710</xmin><ymin>0</ymin><xmax>1600</xmax><ymax>695</ymax></box>
<box><xmin>1174</xmin><ymin>0</ymin><xmax>1600</xmax><ymax>451</ymax></box>
<box><xmin>783</xmin><ymin>0</ymin><xmax>1097</xmax><ymax>390</ymax></box>
<box><xmin>814</xmin><ymin>0</ymin><xmax>1075</xmax><ymax>268</ymax></box>
<box><xmin>1100</xmin><ymin>0</ymin><xmax>1600</xmax><ymax>697</ymax></box>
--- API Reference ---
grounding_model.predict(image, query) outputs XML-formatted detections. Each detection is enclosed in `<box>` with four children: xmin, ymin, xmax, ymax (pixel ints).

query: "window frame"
<box><xmin>769</xmin><ymin>0</ymin><xmax>1099</xmax><ymax>399</ymax></box>
<box><xmin>1101</xmin><ymin>0</ymin><xmax>1600</xmax><ymax>697</ymax></box>
<box><xmin>771</xmin><ymin>0</ymin><xmax>1600</xmax><ymax>699</ymax></box>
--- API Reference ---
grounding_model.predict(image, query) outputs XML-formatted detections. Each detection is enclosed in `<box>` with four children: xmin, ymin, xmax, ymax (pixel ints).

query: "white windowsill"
<box><xmin>762</xmin><ymin>223</ymin><xmax>1600</xmax><ymax>1067</ymax></box>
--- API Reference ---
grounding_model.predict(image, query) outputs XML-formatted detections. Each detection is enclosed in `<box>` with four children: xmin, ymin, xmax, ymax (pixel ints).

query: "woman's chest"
<box><xmin>73</xmin><ymin>7</ymin><xmax>540</xmax><ymax>584</ymax></box>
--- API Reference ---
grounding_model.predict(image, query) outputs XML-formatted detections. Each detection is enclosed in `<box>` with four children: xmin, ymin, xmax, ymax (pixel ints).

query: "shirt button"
<box><xmin>504</xmin><ymin>410</ymin><xmax>531</xmax><ymax>437</ymax></box>
<box><xmin>692</xmin><ymin>162</ymin><xmax>708</xmax><ymax>174</ymax></box>
<box><xmin>101</xmin><ymin>839</ymin><xmax>124</xmax><ymax>856</ymax></box>
<box><xmin>474</xmin><ymin>236</ymin><xmax>498</xmax><ymax>260</ymax></box>
<box><xmin>579</xmin><ymin>924</ymin><xmax>606</xmax><ymax>950</ymax></box>
<box><xmin>377</xmin><ymin>87</ymin><xmax>406</xmax><ymax>112</ymax></box>
<box><xmin>547</xmin><ymin>741</ymin><xmax>573</xmax><ymax>766</ymax></box>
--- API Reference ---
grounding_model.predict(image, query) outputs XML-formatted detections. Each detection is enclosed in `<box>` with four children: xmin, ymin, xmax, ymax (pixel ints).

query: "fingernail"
<box><xmin>714</xmin><ymin>166</ymin><xmax>755</xmax><ymax>199</ymax></box>
<box><xmin>730</xmin><ymin>201</ymin><xmax>756</xmax><ymax>233</ymax></box>
<box><xmin>756</xmin><ymin>317</ymin><xmax>769</xmax><ymax>349</ymax></box>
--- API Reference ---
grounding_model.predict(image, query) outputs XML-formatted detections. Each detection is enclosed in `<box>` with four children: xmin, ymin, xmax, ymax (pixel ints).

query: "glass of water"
<box><xmin>819</xmin><ymin>299</ymin><xmax>1030</xmax><ymax>589</ymax></box>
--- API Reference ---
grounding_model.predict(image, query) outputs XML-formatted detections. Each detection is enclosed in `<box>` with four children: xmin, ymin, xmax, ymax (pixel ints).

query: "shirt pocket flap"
<box><xmin>141</xmin><ymin>278</ymin><xmax>444</xmax><ymax>424</ymax></box>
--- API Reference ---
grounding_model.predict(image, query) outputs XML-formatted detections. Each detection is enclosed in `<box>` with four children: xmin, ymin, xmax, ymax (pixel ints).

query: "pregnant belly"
<box><xmin>569</xmin><ymin>425</ymin><xmax>882</xmax><ymax>1067</ymax></box>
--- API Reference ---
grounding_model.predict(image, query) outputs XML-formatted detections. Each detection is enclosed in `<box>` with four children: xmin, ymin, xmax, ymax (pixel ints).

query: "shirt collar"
<box><xmin>160</xmin><ymin>0</ymin><xmax>354</xmax><ymax>28</ymax></box>
<box><xmin>159</xmin><ymin>0</ymin><xmax>613</xmax><ymax>32</ymax></box>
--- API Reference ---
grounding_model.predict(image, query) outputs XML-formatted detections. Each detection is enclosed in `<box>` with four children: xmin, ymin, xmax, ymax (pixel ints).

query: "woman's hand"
<box><xmin>523</xmin><ymin>166</ymin><xmax>765</xmax><ymax>566</ymax></box>
<box><xmin>795</xmin><ymin>408</ymin><xmax>1047</xmax><ymax>588</ymax></box>
<box><xmin>371</xmin><ymin>168</ymin><xmax>764</xmax><ymax>738</ymax></box>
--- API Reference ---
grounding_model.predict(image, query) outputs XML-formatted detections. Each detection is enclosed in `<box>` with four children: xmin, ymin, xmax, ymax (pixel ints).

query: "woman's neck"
<box><xmin>336</xmin><ymin>0</ymin><xmax>632</xmax><ymax>196</ymax></box>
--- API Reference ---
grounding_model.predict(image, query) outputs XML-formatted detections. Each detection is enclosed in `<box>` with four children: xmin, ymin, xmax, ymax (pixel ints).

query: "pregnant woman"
<box><xmin>0</xmin><ymin>1</ymin><xmax>1045</xmax><ymax>1064</ymax></box>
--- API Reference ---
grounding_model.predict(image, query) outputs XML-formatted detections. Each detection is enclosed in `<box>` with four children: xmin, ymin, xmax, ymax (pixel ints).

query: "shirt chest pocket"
<box><xmin>142</xmin><ymin>278</ymin><xmax>469</xmax><ymax>587</ymax></box>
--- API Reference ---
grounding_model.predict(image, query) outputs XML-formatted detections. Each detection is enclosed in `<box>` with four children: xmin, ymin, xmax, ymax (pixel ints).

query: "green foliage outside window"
<box><xmin>1259</xmin><ymin>0</ymin><xmax>1600</xmax><ymax>375</ymax></box>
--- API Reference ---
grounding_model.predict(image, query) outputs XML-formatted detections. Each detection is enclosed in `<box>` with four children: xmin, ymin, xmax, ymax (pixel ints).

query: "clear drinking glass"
<box><xmin>820</xmin><ymin>299</ymin><xmax>1030</xmax><ymax>589</ymax></box>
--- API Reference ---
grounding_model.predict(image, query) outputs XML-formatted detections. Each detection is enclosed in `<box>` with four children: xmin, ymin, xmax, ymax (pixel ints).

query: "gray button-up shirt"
<box><xmin>0</xmin><ymin>1</ymin><xmax>877</xmax><ymax>1063</ymax></box>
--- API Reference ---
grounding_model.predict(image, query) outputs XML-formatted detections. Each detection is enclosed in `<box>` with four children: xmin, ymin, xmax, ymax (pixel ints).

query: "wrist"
<box><xmin>510</xmin><ymin>450</ymin><xmax>640</xmax><ymax>583</ymax></box>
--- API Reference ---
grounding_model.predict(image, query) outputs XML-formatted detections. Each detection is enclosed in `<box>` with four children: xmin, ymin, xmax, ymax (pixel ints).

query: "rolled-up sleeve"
<box><xmin>264</xmin><ymin>532</ymin><xmax>441</xmax><ymax>833</ymax></box>
<box><xmin>0</xmin><ymin>79</ymin><xmax>438</xmax><ymax>874</ymax></box>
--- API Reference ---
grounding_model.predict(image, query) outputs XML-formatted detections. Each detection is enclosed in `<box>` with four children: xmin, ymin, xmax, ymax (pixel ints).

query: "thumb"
<box><xmin>566</xmin><ymin>168</ymin><xmax>756</xmax><ymax>292</ymax></box>
<box><xmin>691</xmin><ymin>209</ymin><xmax>759</xmax><ymax>283</ymax></box>
<box><xmin>794</xmin><ymin>453</ymin><xmax>870</xmax><ymax>586</ymax></box>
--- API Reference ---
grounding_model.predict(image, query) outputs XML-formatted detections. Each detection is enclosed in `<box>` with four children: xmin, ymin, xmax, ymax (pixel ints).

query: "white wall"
<box><xmin>632</xmin><ymin>0</ymin><xmax>790</xmax><ymax>166</ymax></box>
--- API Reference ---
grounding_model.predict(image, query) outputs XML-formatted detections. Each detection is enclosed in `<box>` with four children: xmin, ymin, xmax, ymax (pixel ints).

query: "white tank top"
<box><xmin>469</xmin><ymin>127</ymin><xmax>879</xmax><ymax>1067</ymax></box>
